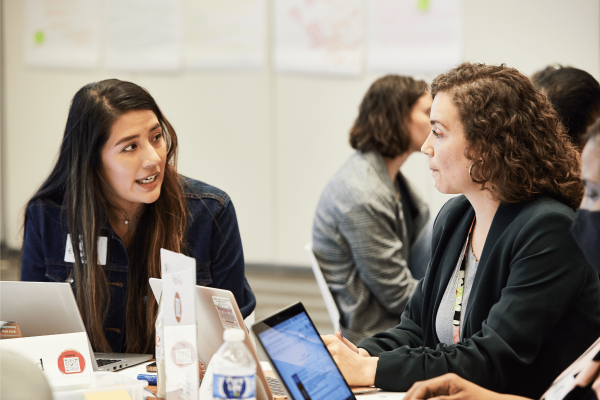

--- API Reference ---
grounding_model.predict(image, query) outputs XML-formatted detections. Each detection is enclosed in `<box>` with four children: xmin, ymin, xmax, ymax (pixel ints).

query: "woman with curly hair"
<box><xmin>323</xmin><ymin>63</ymin><xmax>600</xmax><ymax>399</ymax></box>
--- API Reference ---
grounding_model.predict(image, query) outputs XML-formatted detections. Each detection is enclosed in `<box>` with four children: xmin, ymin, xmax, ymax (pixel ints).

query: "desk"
<box><xmin>116</xmin><ymin>361</ymin><xmax>407</xmax><ymax>399</ymax></box>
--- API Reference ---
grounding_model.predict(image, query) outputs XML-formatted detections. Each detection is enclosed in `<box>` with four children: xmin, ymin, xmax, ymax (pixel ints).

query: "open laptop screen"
<box><xmin>253</xmin><ymin>303</ymin><xmax>354</xmax><ymax>400</ymax></box>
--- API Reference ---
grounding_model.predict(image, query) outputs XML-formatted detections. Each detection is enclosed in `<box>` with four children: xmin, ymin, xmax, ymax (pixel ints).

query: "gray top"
<box><xmin>436</xmin><ymin>236</ymin><xmax>480</xmax><ymax>345</ymax></box>
<box><xmin>312</xmin><ymin>150</ymin><xmax>429</xmax><ymax>344</ymax></box>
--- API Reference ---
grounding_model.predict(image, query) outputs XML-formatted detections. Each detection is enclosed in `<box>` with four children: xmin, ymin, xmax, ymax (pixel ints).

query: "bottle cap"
<box><xmin>223</xmin><ymin>328</ymin><xmax>245</xmax><ymax>342</ymax></box>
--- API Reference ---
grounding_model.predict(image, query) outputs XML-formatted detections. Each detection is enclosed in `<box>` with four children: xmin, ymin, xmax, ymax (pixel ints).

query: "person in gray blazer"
<box><xmin>312</xmin><ymin>75</ymin><xmax>433</xmax><ymax>345</ymax></box>
<box><xmin>322</xmin><ymin>63</ymin><xmax>600</xmax><ymax>400</ymax></box>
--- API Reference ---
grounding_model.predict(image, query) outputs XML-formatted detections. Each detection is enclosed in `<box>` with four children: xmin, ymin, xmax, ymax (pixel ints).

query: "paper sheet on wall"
<box><xmin>367</xmin><ymin>0</ymin><xmax>463</xmax><ymax>73</ymax></box>
<box><xmin>183</xmin><ymin>0</ymin><xmax>266</xmax><ymax>70</ymax></box>
<box><xmin>275</xmin><ymin>0</ymin><xmax>365</xmax><ymax>76</ymax></box>
<box><xmin>105</xmin><ymin>0</ymin><xmax>182</xmax><ymax>71</ymax></box>
<box><xmin>24</xmin><ymin>0</ymin><xmax>100</xmax><ymax>69</ymax></box>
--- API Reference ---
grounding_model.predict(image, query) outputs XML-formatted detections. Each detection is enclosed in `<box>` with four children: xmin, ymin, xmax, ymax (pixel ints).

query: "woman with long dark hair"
<box><xmin>323</xmin><ymin>63</ymin><xmax>600</xmax><ymax>399</ymax></box>
<box><xmin>21</xmin><ymin>79</ymin><xmax>255</xmax><ymax>354</ymax></box>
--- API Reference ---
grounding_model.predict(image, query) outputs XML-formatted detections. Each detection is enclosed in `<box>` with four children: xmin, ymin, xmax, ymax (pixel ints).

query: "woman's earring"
<box><xmin>469</xmin><ymin>163</ymin><xmax>484</xmax><ymax>184</ymax></box>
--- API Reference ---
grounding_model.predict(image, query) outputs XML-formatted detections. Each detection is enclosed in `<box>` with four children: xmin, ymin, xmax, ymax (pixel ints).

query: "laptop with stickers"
<box><xmin>0</xmin><ymin>281</ymin><xmax>152</xmax><ymax>372</ymax></box>
<box><xmin>149</xmin><ymin>278</ymin><xmax>286</xmax><ymax>400</ymax></box>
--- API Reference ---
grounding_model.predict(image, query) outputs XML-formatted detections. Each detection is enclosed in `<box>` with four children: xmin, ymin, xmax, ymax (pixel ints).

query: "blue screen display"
<box><xmin>258</xmin><ymin>312</ymin><xmax>352</xmax><ymax>400</ymax></box>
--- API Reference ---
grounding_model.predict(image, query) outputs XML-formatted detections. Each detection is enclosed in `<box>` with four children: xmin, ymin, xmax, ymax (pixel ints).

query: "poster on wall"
<box><xmin>367</xmin><ymin>0</ymin><xmax>463</xmax><ymax>74</ymax></box>
<box><xmin>24</xmin><ymin>0</ymin><xmax>100</xmax><ymax>69</ymax></box>
<box><xmin>183</xmin><ymin>0</ymin><xmax>266</xmax><ymax>70</ymax></box>
<box><xmin>274</xmin><ymin>0</ymin><xmax>365</xmax><ymax>76</ymax></box>
<box><xmin>104</xmin><ymin>0</ymin><xmax>183</xmax><ymax>71</ymax></box>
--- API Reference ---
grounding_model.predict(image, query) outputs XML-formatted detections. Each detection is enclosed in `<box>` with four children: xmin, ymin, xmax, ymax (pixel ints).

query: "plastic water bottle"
<box><xmin>212</xmin><ymin>329</ymin><xmax>256</xmax><ymax>400</ymax></box>
<box><xmin>155</xmin><ymin>295</ymin><xmax>166</xmax><ymax>399</ymax></box>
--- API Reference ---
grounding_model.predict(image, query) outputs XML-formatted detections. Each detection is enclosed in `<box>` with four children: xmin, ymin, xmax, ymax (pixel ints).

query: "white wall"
<box><xmin>2</xmin><ymin>0</ymin><xmax>599</xmax><ymax>266</ymax></box>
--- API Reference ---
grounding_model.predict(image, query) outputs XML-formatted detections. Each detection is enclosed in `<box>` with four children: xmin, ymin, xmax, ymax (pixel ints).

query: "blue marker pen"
<box><xmin>137</xmin><ymin>373</ymin><xmax>157</xmax><ymax>385</ymax></box>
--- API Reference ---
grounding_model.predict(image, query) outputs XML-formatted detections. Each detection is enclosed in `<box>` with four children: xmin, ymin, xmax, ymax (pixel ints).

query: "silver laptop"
<box><xmin>0</xmin><ymin>281</ymin><xmax>152</xmax><ymax>371</ymax></box>
<box><xmin>149</xmin><ymin>278</ymin><xmax>287</xmax><ymax>400</ymax></box>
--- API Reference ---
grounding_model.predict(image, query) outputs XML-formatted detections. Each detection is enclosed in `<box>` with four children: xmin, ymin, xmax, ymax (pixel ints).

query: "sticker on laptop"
<box><xmin>212</xmin><ymin>296</ymin><xmax>241</xmax><ymax>330</ymax></box>
<box><xmin>57</xmin><ymin>349</ymin><xmax>86</xmax><ymax>374</ymax></box>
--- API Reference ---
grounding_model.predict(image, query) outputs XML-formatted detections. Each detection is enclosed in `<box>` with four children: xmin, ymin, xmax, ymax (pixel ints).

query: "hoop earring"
<box><xmin>469</xmin><ymin>163</ymin><xmax>484</xmax><ymax>184</ymax></box>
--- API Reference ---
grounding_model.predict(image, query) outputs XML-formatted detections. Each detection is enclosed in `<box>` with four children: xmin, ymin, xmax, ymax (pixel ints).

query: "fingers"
<box><xmin>321</xmin><ymin>334</ymin><xmax>338</xmax><ymax>347</ymax></box>
<box><xmin>336</xmin><ymin>329</ymin><xmax>359</xmax><ymax>353</ymax></box>
<box><xmin>574</xmin><ymin>360</ymin><xmax>600</xmax><ymax>387</ymax></box>
<box><xmin>404</xmin><ymin>374</ymin><xmax>463</xmax><ymax>400</ymax></box>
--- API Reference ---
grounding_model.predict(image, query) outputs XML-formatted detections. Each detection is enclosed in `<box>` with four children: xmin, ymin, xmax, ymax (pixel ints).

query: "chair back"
<box><xmin>304</xmin><ymin>242</ymin><xmax>340</xmax><ymax>332</ymax></box>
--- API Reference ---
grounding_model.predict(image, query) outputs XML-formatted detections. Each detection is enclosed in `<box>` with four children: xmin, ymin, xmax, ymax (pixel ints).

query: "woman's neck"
<box><xmin>385</xmin><ymin>152</ymin><xmax>411</xmax><ymax>184</ymax></box>
<box><xmin>107</xmin><ymin>204</ymin><xmax>144</xmax><ymax>248</ymax></box>
<box><xmin>465</xmin><ymin>189</ymin><xmax>500</xmax><ymax>261</ymax></box>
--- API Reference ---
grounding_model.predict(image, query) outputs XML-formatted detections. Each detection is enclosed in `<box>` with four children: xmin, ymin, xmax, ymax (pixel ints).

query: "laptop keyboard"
<box><xmin>267</xmin><ymin>376</ymin><xmax>286</xmax><ymax>396</ymax></box>
<box><xmin>96</xmin><ymin>358</ymin><xmax>122</xmax><ymax>367</ymax></box>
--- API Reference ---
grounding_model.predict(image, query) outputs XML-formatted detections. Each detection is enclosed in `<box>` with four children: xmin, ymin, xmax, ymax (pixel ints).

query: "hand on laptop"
<box><xmin>404</xmin><ymin>373</ymin><xmax>528</xmax><ymax>400</ymax></box>
<box><xmin>321</xmin><ymin>334</ymin><xmax>378</xmax><ymax>387</ymax></box>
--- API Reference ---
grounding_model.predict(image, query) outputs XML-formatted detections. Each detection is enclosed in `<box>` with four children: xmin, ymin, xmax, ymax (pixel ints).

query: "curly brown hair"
<box><xmin>431</xmin><ymin>62</ymin><xmax>583</xmax><ymax>210</ymax></box>
<box><xmin>349</xmin><ymin>75</ymin><xmax>428</xmax><ymax>158</ymax></box>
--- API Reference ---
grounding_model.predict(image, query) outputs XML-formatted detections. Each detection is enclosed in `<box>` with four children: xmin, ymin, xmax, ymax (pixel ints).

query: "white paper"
<box><xmin>183</xmin><ymin>0</ymin><xmax>266</xmax><ymax>70</ymax></box>
<box><xmin>24</xmin><ymin>0</ymin><xmax>100</xmax><ymax>69</ymax></box>
<box><xmin>161</xmin><ymin>249</ymin><xmax>198</xmax><ymax>400</ymax></box>
<box><xmin>275</xmin><ymin>0</ymin><xmax>365</xmax><ymax>76</ymax></box>
<box><xmin>367</xmin><ymin>0</ymin><xmax>463</xmax><ymax>73</ymax></box>
<box><xmin>0</xmin><ymin>332</ymin><xmax>93</xmax><ymax>387</ymax></box>
<box><xmin>105</xmin><ymin>0</ymin><xmax>183</xmax><ymax>71</ymax></box>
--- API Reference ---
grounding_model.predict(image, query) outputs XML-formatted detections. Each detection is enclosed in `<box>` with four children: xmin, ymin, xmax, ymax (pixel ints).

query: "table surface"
<box><xmin>116</xmin><ymin>361</ymin><xmax>406</xmax><ymax>399</ymax></box>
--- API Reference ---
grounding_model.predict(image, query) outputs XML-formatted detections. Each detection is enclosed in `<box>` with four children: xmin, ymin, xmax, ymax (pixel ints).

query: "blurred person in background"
<box><xmin>312</xmin><ymin>75</ymin><xmax>432</xmax><ymax>345</ymax></box>
<box><xmin>533</xmin><ymin>65</ymin><xmax>600</xmax><ymax>150</ymax></box>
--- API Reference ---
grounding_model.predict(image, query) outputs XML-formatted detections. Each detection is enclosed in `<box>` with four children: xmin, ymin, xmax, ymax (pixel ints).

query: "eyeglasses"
<box><xmin>583</xmin><ymin>179</ymin><xmax>600</xmax><ymax>201</ymax></box>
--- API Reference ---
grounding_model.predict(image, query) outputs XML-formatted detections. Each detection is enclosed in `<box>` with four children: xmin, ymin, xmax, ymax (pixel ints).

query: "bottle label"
<box><xmin>213</xmin><ymin>374</ymin><xmax>256</xmax><ymax>399</ymax></box>
<box><xmin>155</xmin><ymin>326</ymin><xmax>165</xmax><ymax>361</ymax></box>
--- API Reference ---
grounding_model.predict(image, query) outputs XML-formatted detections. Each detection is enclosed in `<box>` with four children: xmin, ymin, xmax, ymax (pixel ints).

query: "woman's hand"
<box><xmin>321</xmin><ymin>334</ymin><xmax>378</xmax><ymax>387</ymax></box>
<box><xmin>404</xmin><ymin>373</ymin><xmax>530</xmax><ymax>400</ymax></box>
<box><xmin>333</xmin><ymin>329</ymin><xmax>371</xmax><ymax>357</ymax></box>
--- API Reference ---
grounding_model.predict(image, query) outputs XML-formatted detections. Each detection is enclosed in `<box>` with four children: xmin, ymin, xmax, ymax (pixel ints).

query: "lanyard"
<box><xmin>452</xmin><ymin>217</ymin><xmax>476</xmax><ymax>344</ymax></box>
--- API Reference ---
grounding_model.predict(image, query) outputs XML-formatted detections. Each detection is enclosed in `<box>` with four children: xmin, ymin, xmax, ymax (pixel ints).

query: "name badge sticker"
<box><xmin>212</xmin><ymin>296</ymin><xmax>241</xmax><ymax>330</ymax></box>
<box><xmin>64</xmin><ymin>234</ymin><xmax>107</xmax><ymax>265</ymax></box>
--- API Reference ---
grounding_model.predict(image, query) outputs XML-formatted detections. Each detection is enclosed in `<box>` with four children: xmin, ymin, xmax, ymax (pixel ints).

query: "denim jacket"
<box><xmin>21</xmin><ymin>175</ymin><xmax>256</xmax><ymax>353</ymax></box>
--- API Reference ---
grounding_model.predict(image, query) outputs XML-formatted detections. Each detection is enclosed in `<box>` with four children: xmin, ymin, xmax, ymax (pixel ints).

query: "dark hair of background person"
<box><xmin>431</xmin><ymin>62</ymin><xmax>583</xmax><ymax>210</ymax></box>
<box><xmin>23</xmin><ymin>79</ymin><xmax>188</xmax><ymax>354</ymax></box>
<box><xmin>533</xmin><ymin>65</ymin><xmax>600</xmax><ymax>149</ymax></box>
<box><xmin>349</xmin><ymin>75</ymin><xmax>428</xmax><ymax>158</ymax></box>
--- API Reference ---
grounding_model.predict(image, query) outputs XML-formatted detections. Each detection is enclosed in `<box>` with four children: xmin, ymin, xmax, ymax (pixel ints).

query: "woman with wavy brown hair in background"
<box><xmin>323</xmin><ymin>63</ymin><xmax>600</xmax><ymax>399</ymax></box>
<box><xmin>313</xmin><ymin>75</ymin><xmax>432</xmax><ymax>345</ymax></box>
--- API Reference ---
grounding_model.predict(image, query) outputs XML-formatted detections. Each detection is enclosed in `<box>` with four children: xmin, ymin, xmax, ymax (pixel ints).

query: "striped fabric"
<box><xmin>312</xmin><ymin>151</ymin><xmax>429</xmax><ymax>344</ymax></box>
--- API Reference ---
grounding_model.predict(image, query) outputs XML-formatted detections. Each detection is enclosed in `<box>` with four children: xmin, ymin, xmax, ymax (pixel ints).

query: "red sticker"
<box><xmin>57</xmin><ymin>349</ymin><xmax>86</xmax><ymax>375</ymax></box>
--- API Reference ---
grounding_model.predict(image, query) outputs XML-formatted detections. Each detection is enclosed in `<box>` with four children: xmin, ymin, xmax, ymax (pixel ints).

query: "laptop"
<box><xmin>252</xmin><ymin>302</ymin><xmax>358</xmax><ymax>400</ymax></box>
<box><xmin>148</xmin><ymin>278</ymin><xmax>287</xmax><ymax>400</ymax></box>
<box><xmin>0</xmin><ymin>281</ymin><xmax>152</xmax><ymax>371</ymax></box>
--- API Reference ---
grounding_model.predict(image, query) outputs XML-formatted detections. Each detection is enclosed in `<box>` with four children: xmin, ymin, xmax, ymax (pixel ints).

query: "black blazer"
<box><xmin>359</xmin><ymin>196</ymin><xmax>600</xmax><ymax>399</ymax></box>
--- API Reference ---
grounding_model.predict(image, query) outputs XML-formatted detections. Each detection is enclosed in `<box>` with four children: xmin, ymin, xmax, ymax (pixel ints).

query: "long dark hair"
<box><xmin>24</xmin><ymin>79</ymin><xmax>187</xmax><ymax>353</ymax></box>
<box><xmin>349</xmin><ymin>75</ymin><xmax>428</xmax><ymax>157</ymax></box>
